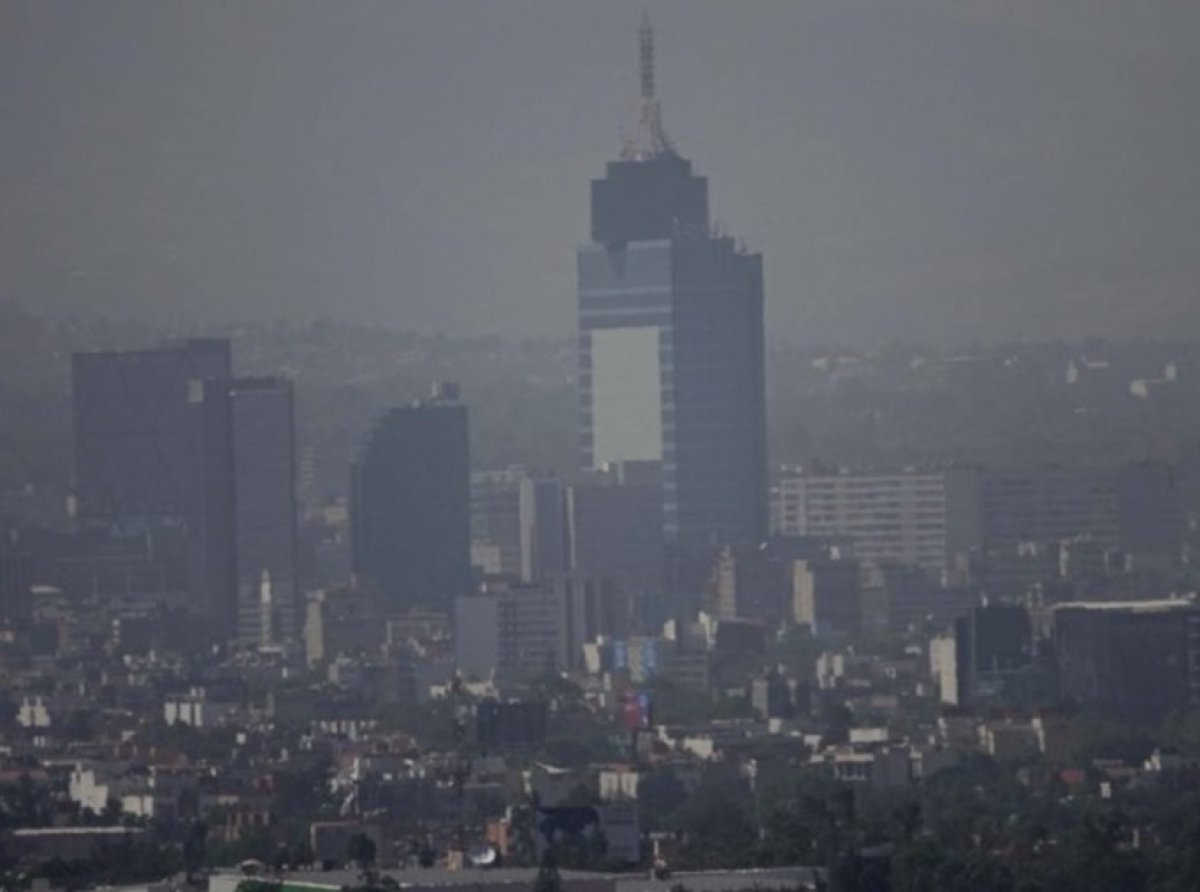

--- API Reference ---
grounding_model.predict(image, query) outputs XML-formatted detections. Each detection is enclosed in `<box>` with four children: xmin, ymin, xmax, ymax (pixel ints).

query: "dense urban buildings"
<box><xmin>469</xmin><ymin>467</ymin><xmax>568</xmax><ymax>583</ymax></box>
<box><xmin>577</xmin><ymin>17</ymin><xmax>767</xmax><ymax>548</ymax></box>
<box><xmin>7</xmin><ymin>12</ymin><xmax>1200</xmax><ymax>892</ymax></box>
<box><xmin>68</xmin><ymin>340</ymin><xmax>303</xmax><ymax>643</ymax></box>
<box><xmin>350</xmin><ymin>384</ymin><xmax>471</xmax><ymax>612</ymax></box>
<box><xmin>776</xmin><ymin>463</ymin><xmax>1186</xmax><ymax>589</ymax></box>
<box><xmin>934</xmin><ymin>604</ymin><xmax>1040</xmax><ymax>709</ymax></box>
<box><xmin>454</xmin><ymin>571</ymin><xmax>631</xmax><ymax>680</ymax></box>
<box><xmin>775</xmin><ymin>467</ymin><xmax>980</xmax><ymax>576</ymax></box>
<box><xmin>979</xmin><ymin>466</ymin><xmax>1121</xmax><ymax>554</ymax></box>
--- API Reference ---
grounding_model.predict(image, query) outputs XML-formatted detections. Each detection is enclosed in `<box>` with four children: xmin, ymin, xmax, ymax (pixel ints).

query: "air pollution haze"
<box><xmin>10</xmin><ymin>4</ymin><xmax>1200</xmax><ymax>889</ymax></box>
<box><xmin>4</xmin><ymin>0</ymin><xmax>1200</xmax><ymax>344</ymax></box>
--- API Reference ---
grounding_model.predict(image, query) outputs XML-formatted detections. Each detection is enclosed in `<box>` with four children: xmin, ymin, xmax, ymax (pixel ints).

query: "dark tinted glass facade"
<box><xmin>72</xmin><ymin>338</ymin><xmax>231</xmax><ymax>528</ymax></box>
<box><xmin>196</xmin><ymin>377</ymin><xmax>299</xmax><ymax>645</ymax></box>
<box><xmin>578</xmin><ymin>176</ymin><xmax>767</xmax><ymax>548</ymax></box>
<box><xmin>590</xmin><ymin>156</ymin><xmax>708</xmax><ymax>245</ymax></box>
<box><xmin>351</xmin><ymin>401</ymin><xmax>471</xmax><ymax>611</ymax></box>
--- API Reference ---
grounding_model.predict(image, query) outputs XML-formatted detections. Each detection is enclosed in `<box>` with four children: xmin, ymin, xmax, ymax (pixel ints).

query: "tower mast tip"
<box><xmin>639</xmin><ymin>13</ymin><xmax>655</xmax><ymax>100</ymax></box>
<box><xmin>622</xmin><ymin>13</ymin><xmax>677</xmax><ymax>161</ymax></box>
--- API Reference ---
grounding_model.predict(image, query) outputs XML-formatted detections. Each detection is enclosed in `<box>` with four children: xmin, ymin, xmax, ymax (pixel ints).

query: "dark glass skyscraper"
<box><xmin>196</xmin><ymin>377</ymin><xmax>299</xmax><ymax>646</ymax></box>
<box><xmin>72</xmin><ymin>341</ymin><xmax>299</xmax><ymax>645</ymax></box>
<box><xmin>578</xmin><ymin>18</ymin><xmax>767</xmax><ymax>547</ymax></box>
<box><xmin>351</xmin><ymin>386</ymin><xmax>471</xmax><ymax>612</ymax></box>
<box><xmin>71</xmin><ymin>338</ymin><xmax>232</xmax><ymax>602</ymax></box>
<box><xmin>72</xmin><ymin>338</ymin><xmax>231</xmax><ymax>529</ymax></box>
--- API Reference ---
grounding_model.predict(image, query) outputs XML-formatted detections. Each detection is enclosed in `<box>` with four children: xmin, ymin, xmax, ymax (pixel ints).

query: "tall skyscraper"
<box><xmin>71</xmin><ymin>339</ymin><xmax>232</xmax><ymax>602</ymax></box>
<box><xmin>72</xmin><ymin>338</ymin><xmax>231</xmax><ymax>529</ymax></box>
<box><xmin>196</xmin><ymin>377</ymin><xmax>300</xmax><ymax>646</ymax></box>
<box><xmin>351</xmin><ymin>384</ymin><xmax>471</xmax><ymax>612</ymax></box>
<box><xmin>578</xmin><ymin>17</ymin><xmax>767</xmax><ymax>548</ymax></box>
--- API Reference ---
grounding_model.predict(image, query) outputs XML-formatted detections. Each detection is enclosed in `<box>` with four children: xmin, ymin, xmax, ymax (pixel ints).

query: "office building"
<box><xmin>577</xmin><ymin>18</ymin><xmax>766</xmax><ymax>548</ymax></box>
<box><xmin>779</xmin><ymin>463</ymin><xmax>1181</xmax><ymax>589</ymax></box>
<box><xmin>304</xmin><ymin>581</ymin><xmax>388</xmax><ymax>668</ymax></box>
<box><xmin>792</xmin><ymin>556</ymin><xmax>862</xmax><ymax>637</ymax></box>
<box><xmin>875</xmin><ymin>563</ymin><xmax>973</xmax><ymax>634</ymax></box>
<box><xmin>470</xmin><ymin>468</ymin><xmax>568</xmax><ymax>583</ymax></box>
<box><xmin>1117</xmin><ymin>461</ymin><xmax>1184</xmax><ymax>566</ymax></box>
<box><xmin>566</xmin><ymin>462</ymin><xmax>663</xmax><ymax>595</ymax></box>
<box><xmin>709</xmin><ymin>537</ymin><xmax>833</xmax><ymax>626</ymax></box>
<box><xmin>71</xmin><ymin>339</ymin><xmax>232</xmax><ymax>606</ymax></box>
<box><xmin>455</xmin><ymin>580</ymin><xmax>561</xmax><ymax>682</ymax></box>
<box><xmin>476</xmin><ymin>701</ymin><xmax>549</xmax><ymax>752</ymax></box>
<box><xmin>351</xmin><ymin>385</ymin><xmax>470</xmax><ymax>612</ymax></box>
<box><xmin>979</xmin><ymin>467</ymin><xmax>1119</xmax><ymax>553</ymax></box>
<box><xmin>555</xmin><ymin>572</ymin><xmax>633</xmax><ymax>672</ymax></box>
<box><xmin>1053</xmin><ymin>600</ymin><xmax>1200</xmax><ymax>723</ymax></box>
<box><xmin>470</xmin><ymin>469</ymin><xmax>525</xmax><ymax>578</ymax></box>
<box><xmin>0</xmin><ymin>550</ymin><xmax>33</xmax><ymax>629</ymax></box>
<box><xmin>775</xmin><ymin>468</ymin><xmax>980</xmax><ymax>577</ymax></box>
<box><xmin>196</xmin><ymin>377</ymin><xmax>299</xmax><ymax>646</ymax></box>
<box><xmin>454</xmin><ymin>572</ymin><xmax>629</xmax><ymax>679</ymax></box>
<box><xmin>937</xmin><ymin>605</ymin><xmax>1040</xmax><ymax>708</ymax></box>
<box><xmin>20</xmin><ymin>524</ymin><xmax>190</xmax><ymax>606</ymax></box>
<box><xmin>72</xmin><ymin>338</ymin><xmax>231</xmax><ymax>527</ymax></box>
<box><xmin>523</xmin><ymin>474</ymin><xmax>569</xmax><ymax>582</ymax></box>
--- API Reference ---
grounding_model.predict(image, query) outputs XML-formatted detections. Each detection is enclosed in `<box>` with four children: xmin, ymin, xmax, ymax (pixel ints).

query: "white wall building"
<box><xmin>775</xmin><ymin>468</ymin><xmax>980</xmax><ymax>576</ymax></box>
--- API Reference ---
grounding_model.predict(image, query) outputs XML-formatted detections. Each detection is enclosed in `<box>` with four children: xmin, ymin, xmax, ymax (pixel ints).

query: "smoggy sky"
<box><xmin>3</xmin><ymin>0</ymin><xmax>1200</xmax><ymax>344</ymax></box>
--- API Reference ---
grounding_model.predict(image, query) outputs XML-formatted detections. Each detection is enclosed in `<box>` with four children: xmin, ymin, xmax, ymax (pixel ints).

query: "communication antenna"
<box><xmin>621</xmin><ymin>14</ymin><xmax>677</xmax><ymax>160</ymax></box>
<box><xmin>639</xmin><ymin>12</ymin><xmax>655</xmax><ymax>101</ymax></box>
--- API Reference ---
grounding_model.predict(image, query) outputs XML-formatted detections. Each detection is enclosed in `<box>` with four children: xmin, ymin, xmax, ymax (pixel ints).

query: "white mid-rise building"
<box><xmin>775</xmin><ymin>468</ymin><xmax>980</xmax><ymax>576</ymax></box>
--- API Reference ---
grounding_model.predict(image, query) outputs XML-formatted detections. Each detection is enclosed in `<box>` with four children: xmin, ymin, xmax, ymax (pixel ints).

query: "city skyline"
<box><xmin>4</xmin><ymin>1</ymin><xmax>1200</xmax><ymax>344</ymax></box>
<box><xmin>3</xmin><ymin>7</ymin><xmax>1200</xmax><ymax>889</ymax></box>
<box><xmin>578</xmin><ymin>16</ymin><xmax>766</xmax><ymax>547</ymax></box>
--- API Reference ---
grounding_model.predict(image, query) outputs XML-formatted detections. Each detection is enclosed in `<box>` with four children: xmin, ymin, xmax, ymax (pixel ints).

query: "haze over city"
<box><xmin>5</xmin><ymin>1</ymin><xmax>1200</xmax><ymax>342</ymax></box>
<box><xmin>7</xmin><ymin>4</ymin><xmax>1200</xmax><ymax>892</ymax></box>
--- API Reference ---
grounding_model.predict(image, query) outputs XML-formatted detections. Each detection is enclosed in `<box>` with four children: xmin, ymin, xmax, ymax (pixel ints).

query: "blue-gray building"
<box><xmin>72</xmin><ymin>338</ymin><xmax>231</xmax><ymax>530</ymax></box>
<box><xmin>197</xmin><ymin>376</ymin><xmax>299</xmax><ymax>647</ymax></box>
<box><xmin>351</xmin><ymin>386</ymin><xmax>471</xmax><ymax>612</ymax></box>
<box><xmin>578</xmin><ymin>18</ymin><xmax>766</xmax><ymax>548</ymax></box>
<box><xmin>71</xmin><ymin>338</ymin><xmax>231</xmax><ymax>609</ymax></box>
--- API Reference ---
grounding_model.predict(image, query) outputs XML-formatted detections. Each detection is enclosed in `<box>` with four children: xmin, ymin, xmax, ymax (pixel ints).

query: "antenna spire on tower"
<box><xmin>639</xmin><ymin>12</ymin><xmax>655</xmax><ymax>100</ymax></box>
<box><xmin>621</xmin><ymin>13</ymin><xmax>677</xmax><ymax>161</ymax></box>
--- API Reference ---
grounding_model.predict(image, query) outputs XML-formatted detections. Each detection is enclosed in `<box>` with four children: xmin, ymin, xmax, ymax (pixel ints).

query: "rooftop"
<box><xmin>1053</xmin><ymin>598</ymin><xmax>1199</xmax><ymax>613</ymax></box>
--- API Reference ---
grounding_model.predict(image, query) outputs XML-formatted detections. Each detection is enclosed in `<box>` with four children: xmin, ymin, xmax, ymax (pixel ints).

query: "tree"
<box><xmin>672</xmin><ymin>768</ymin><xmax>757</xmax><ymax>869</ymax></box>
<box><xmin>291</xmin><ymin>838</ymin><xmax>315</xmax><ymax>868</ymax></box>
<box><xmin>183</xmin><ymin>821</ymin><xmax>208</xmax><ymax>876</ymax></box>
<box><xmin>891</xmin><ymin>839</ymin><xmax>948</xmax><ymax>892</ymax></box>
<box><xmin>637</xmin><ymin>769</ymin><xmax>688</xmax><ymax>830</ymax></box>
<box><xmin>346</xmin><ymin>832</ymin><xmax>377</xmax><ymax>868</ymax></box>
<box><xmin>534</xmin><ymin>849</ymin><xmax>563</xmax><ymax>892</ymax></box>
<box><xmin>236</xmin><ymin>882</ymin><xmax>281</xmax><ymax>892</ymax></box>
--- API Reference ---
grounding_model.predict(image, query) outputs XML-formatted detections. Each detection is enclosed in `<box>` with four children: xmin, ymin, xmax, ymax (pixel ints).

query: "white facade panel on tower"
<box><xmin>590</xmin><ymin>326</ymin><xmax>663</xmax><ymax>466</ymax></box>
